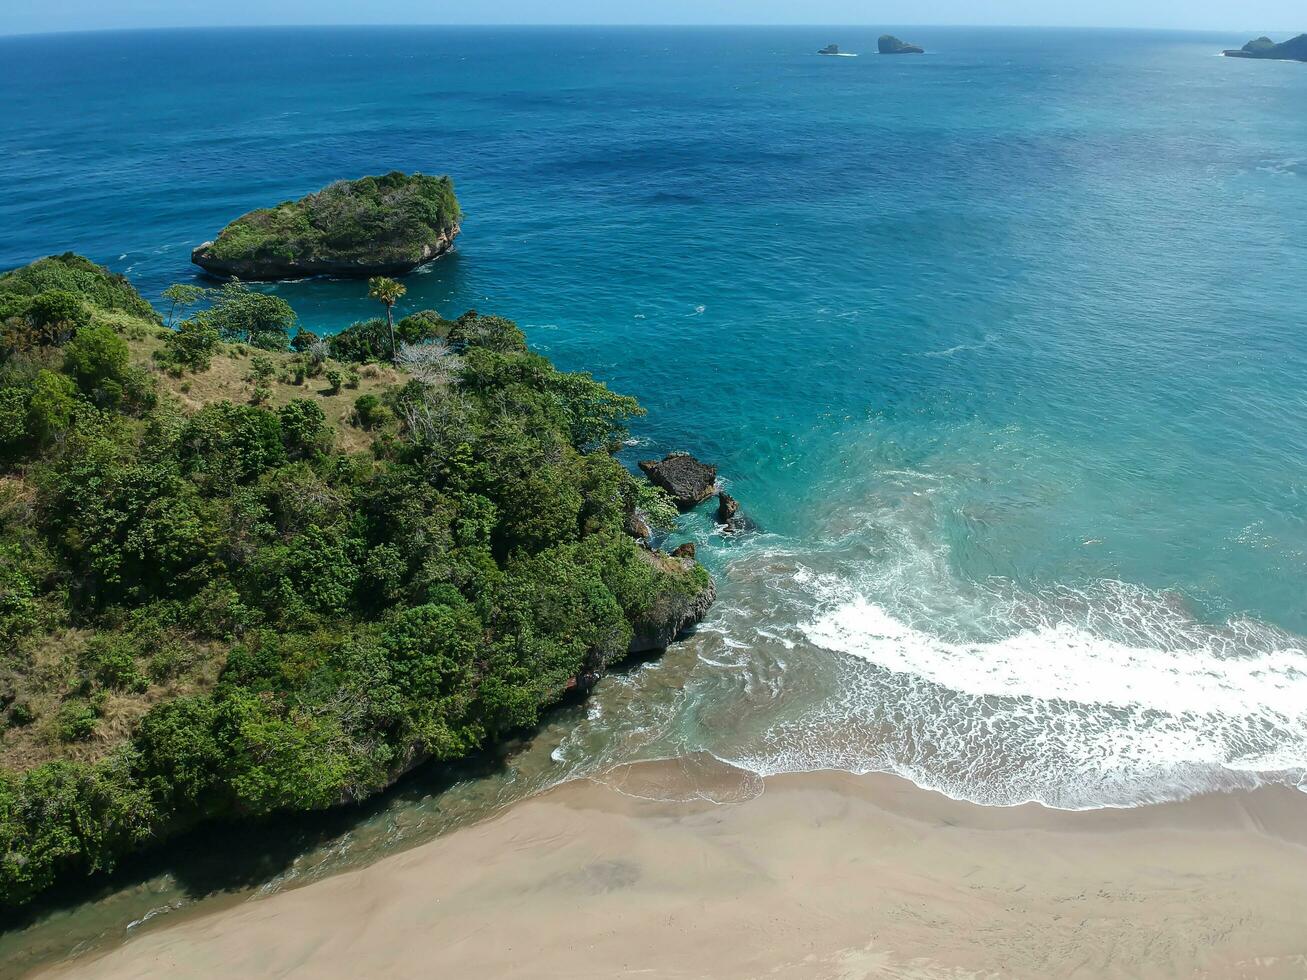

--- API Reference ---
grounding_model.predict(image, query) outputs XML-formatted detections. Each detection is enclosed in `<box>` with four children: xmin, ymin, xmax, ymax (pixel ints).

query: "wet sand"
<box><xmin>38</xmin><ymin>758</ymin><xmax>1307</xmax><ymax>979</ymax></box>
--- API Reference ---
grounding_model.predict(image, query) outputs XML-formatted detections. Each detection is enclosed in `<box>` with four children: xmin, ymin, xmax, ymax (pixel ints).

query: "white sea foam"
<box><xmin>806</xmin><ymin>593</ymin><xmax>1307</xmax><ymax>718</ymax></box>
<box><xmin>766</xmin><ymin>564</ymin><xmax>1307</xmax><ymax>807</ymax></box>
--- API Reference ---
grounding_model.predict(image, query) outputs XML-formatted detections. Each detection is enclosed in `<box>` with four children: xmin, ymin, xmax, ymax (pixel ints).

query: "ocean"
<box><xmin>2</xmin><ymin>23</ymin><xmax>1306</xmax><ymax>964</ymax></box>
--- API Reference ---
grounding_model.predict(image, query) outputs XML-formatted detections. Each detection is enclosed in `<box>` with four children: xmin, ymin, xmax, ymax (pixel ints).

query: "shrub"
<box><xmin>352</xmin><ymin>393</ymin><xmax>390</xmax><ymax>429</ymax></box>
<box><xmin>27</xmin><ymin>369</ymin><xmax>78</xmax><ymax>445</ymax></box>
<box><xmin>162</xmin><ymin>318</ymin><xmax>220</xmax><ymax>371</ymax></box>
<box><xmin>179</xmin><ymin>402</ymin><xmax>286</xmax><ymax>492</ymax></box>
<box><xmin>56</xmin><ymin>701</ymin><xmax>100</xmax><ymax>742</ymax></box>
<box><xmin>28</xmin><ymin>290</ymin><xmax>91</xmax><ymax>340</ymax></box>
<box><xmin>7</xmin><ymin>701</ymin><xmax>35</xmax><ymax>727</ymax></box>
<box><xmin>81</xmin><ymin>635</ymin><xmax>149</xmax><ymax>693</ymax></box>
<box><xmin>278</xmin><ymin>399</ymin><xmax>328</xmax><ymax>458</ymax></box>
<box><xmin>64</xmin><ymin>323</ymin><xmax>131</xmax><ymax>390</ymax></box>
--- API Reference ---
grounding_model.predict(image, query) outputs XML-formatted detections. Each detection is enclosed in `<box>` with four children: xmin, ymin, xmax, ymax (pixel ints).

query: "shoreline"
<box><xmin>33</xmin><ymin>757</ymin><xmax>1307</xmax><ymax>979</ymax></box>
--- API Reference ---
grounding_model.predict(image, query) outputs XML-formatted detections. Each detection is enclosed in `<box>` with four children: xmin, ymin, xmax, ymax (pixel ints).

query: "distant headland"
<box><xmin>1222</xmin><ymin>34</ymin><xmax>1307</xmax><ymax>62</ymax></box>
<box><xmin>879</xmin><ymin>35</ymin><xmax>925</xmax><ymax>55</ymax></box>
<box><xmin>192</xmin><ymin>171</ymin><xmax>461</xmax><ymax>280</ymax></box>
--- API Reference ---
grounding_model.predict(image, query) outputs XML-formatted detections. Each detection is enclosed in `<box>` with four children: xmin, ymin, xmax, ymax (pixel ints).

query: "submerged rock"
<box><xmin>639</xmin><ymin>452</ymin><xmax>718</xmax><ymax>510</ymax></box>
<box><xmin>879</xmin><ymin>35</ymin><xmax>925</xmax><ymax>55</ymax></box>
<box><xmin>1222</xmin><ymin>34</ymin><xmax>1307</xmax><ymax>62</ymax></box>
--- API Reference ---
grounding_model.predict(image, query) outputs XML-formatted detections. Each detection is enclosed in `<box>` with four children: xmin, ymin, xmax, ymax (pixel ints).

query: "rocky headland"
<box><xmin>1222</xmin><ymin>34</ymin><xmax>1307</xmax><ymax>61</ymax></box>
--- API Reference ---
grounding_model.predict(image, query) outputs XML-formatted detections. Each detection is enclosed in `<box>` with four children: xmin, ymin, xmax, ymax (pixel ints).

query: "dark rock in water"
<box><xmin>818</xmin><ymin>44</ymin><xmax>841</xmax><ymax>55</ymax></box>
<box><xmin>1223</xmin><ymin>34</ymin><xmax>1307</xmax><ymax>62</ymax></box>
<box><xmin>879</xmin><ymin>34</ymin><xmax>925</xmax><ymax>55</ymax></box>
<box><xmin>716</xmin><ymin>492</ymin><xmax>758</xmax><ymax>535</ymax></box>
<box><xmin>717</xmin><ymin>492</ymin><xmax>740</xmax><ymax>524</ymax></box>
<box><xmin>671</xmin><ymin>542</ymin><xmax>697</xmax><ymax>560</ymax></box>
<box><xmin>639</xmin><ymin>452</ymin><xmax>718</xmax><ymax>510</ymax></box>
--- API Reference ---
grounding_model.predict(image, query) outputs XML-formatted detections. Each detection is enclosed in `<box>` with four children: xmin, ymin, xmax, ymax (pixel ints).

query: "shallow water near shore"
<box><xmin>2</xmin><ymin>23</ymin><xmax>1307</xmax><ymax>970</ymax></box>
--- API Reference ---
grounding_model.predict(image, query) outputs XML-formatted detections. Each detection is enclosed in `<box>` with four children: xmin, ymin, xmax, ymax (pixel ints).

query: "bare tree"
<box><xmin>396</xmin><ymin>339</ymin><xmax>460</xmax><ymax>387</ymax></box>
<box><xmin>397</xmin><ymin>386</ymin><xmax>472</xmax><ymax>446</ymax></box>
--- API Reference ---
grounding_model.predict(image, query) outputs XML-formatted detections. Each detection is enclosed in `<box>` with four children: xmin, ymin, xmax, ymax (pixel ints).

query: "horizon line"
<box><xmin>1</xmin><ymin>23</ymin><xmax>1296</xmax><ymax>41</ymax></box>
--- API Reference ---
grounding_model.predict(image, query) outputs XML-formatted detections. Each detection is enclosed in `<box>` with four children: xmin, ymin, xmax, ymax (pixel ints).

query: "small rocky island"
<box><xmin>879</xmin><ymin>34</ymin><xmax>924</xmax><ymax>55</ymax></box>
<box><xmin>818</xmin><ymin>44</ymin><xmax>842</xmax><ymax>55</ymax></box>
<box><xmin>1222</xmin><ymin>34</ymin><xmax>1307</xmax><ymax>62</ymax></box>
<box><xmin>192</xmin><ymin>171</ymin><xmax>461</xmax><ymax>280</ymax></box>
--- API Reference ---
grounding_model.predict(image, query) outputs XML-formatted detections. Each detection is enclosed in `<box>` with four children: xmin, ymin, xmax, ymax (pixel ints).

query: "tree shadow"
<box><xmin>3</xmin><ymin>745</ymin><xmax>520</xmax><ymax>937</ymax></box>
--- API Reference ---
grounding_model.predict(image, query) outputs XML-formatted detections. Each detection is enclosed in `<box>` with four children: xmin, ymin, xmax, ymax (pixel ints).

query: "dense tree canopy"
<box><xmin>0</xmin><ymin>255</ymin><xmax>706</xmax><ymax>910</ymax></box>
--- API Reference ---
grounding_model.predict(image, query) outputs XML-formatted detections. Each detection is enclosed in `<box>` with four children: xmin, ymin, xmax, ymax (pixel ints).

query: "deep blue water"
<box><xmin>3</xmin><ymin>26</ymin><xmax>1307</xmax><ymax>813</ymax></box>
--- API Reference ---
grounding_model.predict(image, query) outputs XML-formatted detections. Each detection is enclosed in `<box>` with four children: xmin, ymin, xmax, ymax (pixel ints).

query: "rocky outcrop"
<box><xmin>671</xmin><ymin>542</ymin><xmax>696</xmax><ymax>560</ymax></box>
<box><xmin>192</xmin><ymin>227</ymin><xmax>458</xmax><ymax>280</ymax></box>
<box><xmin>624</xmin><ymin>509</ymin><xmax>653</xmax><ymax>542</ymax></box>
<box><xmin>627</xmin><ymin>550</ymin><xmax>716</xmax><ymax>654</ymax></box>
<box><xmin>638</xmin><ymin>452</ymin><xmax>717</xmax><ymax>510</ymax></box>
<box><xmin>818</xmin><ymin>44</ymin><xmax>841</xmax><ymax>55</ymax></box>
<box><xmin>717</xmin><ymin>492</ymin><xmax>740</xmax><ymax>524</ymax></box>
<box><xmin>1223</xmin><ymin>34</ymin><xmax>1307</xmax><ymax>62</ymax></box>
<box><xmin>879</xmin><ymin>35</ymin><xmax>924</xmax><ymax>54</ymax></box>
<box><xmin>716</xmin><ymin>491</ymin><xmax>757</xmax><ymax>534</ymax></box>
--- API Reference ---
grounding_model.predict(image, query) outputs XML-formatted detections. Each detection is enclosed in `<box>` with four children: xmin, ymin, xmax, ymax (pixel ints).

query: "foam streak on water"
<box><xmin>778</xmin><ymin>567</ymin><xmax>1307</xmax><ymax>807</ymax></box>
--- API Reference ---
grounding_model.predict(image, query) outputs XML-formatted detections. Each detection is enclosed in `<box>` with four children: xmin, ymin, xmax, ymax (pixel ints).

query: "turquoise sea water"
<box><xmin>2</xmin><ymin>23</ymin><xmax>1307</xmax><ymax>964</ymax></box>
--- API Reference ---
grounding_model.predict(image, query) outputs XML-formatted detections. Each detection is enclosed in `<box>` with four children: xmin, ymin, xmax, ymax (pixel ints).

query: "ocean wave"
<box><xmin>715</xmin><ymin>561</ymin><xmax>1307</xmax><ymax>808</ymax></box>
<box><xmin>583</xmin><ymin>510</ymin><xmax>1307</xmax><ymax>810</ymax></box>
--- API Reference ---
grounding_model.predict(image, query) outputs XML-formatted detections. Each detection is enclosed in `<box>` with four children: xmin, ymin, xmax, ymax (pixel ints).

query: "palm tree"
<box><xmin>368</xmin><ymin>276</ymin><xmax>407</xmax><ymax>361</ymax></box>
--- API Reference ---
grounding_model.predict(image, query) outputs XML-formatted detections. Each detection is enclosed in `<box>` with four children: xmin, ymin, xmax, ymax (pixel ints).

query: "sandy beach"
<box><xmin>34</xmin><ymin>755</ymin><xmax>1307</xmax><ymax>980</ymax></box>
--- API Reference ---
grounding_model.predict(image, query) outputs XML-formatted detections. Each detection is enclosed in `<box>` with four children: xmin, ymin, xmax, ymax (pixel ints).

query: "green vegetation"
<box><xmin>0</xmin><ymin>253</ymin><xmax>159</xmax><ymax>326</ymax></box>
<box><xmin>196</xmin><ymin>172</ymin><xmax>462</xmax><ymax>276</ymax></box>
<box><xmin>0</xmin><ymin>255</ymin><xmax>710</xmax><ymax>910</ymax></box>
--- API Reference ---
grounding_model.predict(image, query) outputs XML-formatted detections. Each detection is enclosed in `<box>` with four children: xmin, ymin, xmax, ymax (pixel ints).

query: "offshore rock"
<box><xmin>192</xmin><ymin>229</ymin><xmax>457</xmax><ymax>280</ymax></box>
<box><xmin>716</xmin><ymin>491</ymin><xmax>758</xmax><ymax>534</ymax></box>
<box><xmin>717</xmin><ymin>492</ymin><xmax>740</xmax><ymax>524</ymax></box>
<box><xmin>879</xmin><ymin>34</ymin><xmax>925</xmax><ymax>54</ymax></box>
<box><xmin>638</xmin><ymin>452</ymin><xmax>718</xmax><ymax>510</ymax></box>
<box><xmin>671</xmin><ymin>542</ymin><xmax>697</xmax><ymax>560</ymax></box>
<box><xmin>192</xmin><ymin>171</ymin><xmax>461</xmax><ymax>280</ymax></box>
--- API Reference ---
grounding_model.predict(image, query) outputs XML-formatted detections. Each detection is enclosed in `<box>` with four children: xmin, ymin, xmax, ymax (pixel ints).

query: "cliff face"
<box><xmin>192</xmin><ymin>226</ymin><xmax>459</xmax><ymax>280</ymax></box>
<box><xmin>192</xmin><ymin>171</ymin><xmax>462</xmax><ymax>280</ymax></box>
<box><xmin>1223</xmin><ymin>34</ymin><xmax>1307</xmax><ymax>62</ymax></box>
